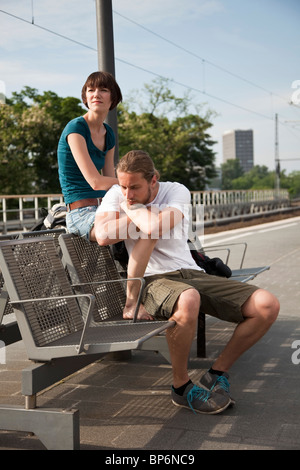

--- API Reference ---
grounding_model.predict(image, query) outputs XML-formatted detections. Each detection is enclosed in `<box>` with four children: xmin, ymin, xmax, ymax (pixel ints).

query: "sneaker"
<box><xmin>171</xmin><ymin>383</ymin><xmax>231</xmax><ymax>415</ymax></box>
<box><xmin>199</xmin><ymin>371</ymin><xmax>236</xmax><ymax>406</ymax></box>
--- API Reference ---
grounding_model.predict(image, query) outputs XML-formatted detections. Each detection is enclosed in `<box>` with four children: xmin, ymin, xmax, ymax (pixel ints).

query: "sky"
<box><xmin>1</xmin><ymin>0</ymin><xmax>300</xmax><ymax>174</ymax></box>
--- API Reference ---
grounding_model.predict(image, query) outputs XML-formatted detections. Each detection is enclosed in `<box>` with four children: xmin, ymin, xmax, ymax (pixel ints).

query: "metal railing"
<box><xmin>191</xmin><ymin>189</ymin><xmax>290</xmax><ymax>224</ymax></box>
<box><xmin>0</xmin><ymin>189</ymin><xmax>291</xmax><ymax>234</ymax></box>
<box><xmin>0</xmin><ymin>194</ymin><xmax>64</xmax><ymax>233</ymax></box>
<box><xmin>191</xmin><ymin>189</ymin><xmax>289</xmax><ymax>206</ymax></box>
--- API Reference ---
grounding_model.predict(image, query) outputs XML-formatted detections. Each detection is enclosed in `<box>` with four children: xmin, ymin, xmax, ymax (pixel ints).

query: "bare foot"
<box><xmin>123</xmin><ymin>303</ymin><xmax>153</xmax><ymax>321</ymax></box>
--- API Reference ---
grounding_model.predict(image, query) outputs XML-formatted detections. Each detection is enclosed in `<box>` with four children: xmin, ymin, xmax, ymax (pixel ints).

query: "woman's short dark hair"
<box><xmin>81</xmin><ymin>71</ymin><xmax>122</xmax><ymax>110</ymax></box>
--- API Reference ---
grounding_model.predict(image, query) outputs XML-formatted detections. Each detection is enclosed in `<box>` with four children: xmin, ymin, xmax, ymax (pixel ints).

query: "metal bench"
<box><xmin>0</xmin><ymin>233</ymin><xmax>22</xmax><ymax>346</ymax></box>
<box><xmin>0</xmin><ymin>229</ymin><xmax>66</xmax><ymax>347</ymax></box>
<box><xmin>201</xmin><ymin>241</ymin><xmax>270</xmax><ymax>278</ymax></box>
<box><xmin>0</xmin><ymin>236</ymin><xmax>175</xmax><ymax>449</ymax></box>
<box><xmin>58</xmin><ymin>233</ymin><xmax>173</xmax><ymax>362</ymax></box>
<box><xmin>0</xmin><ymin>236</ymin><xmax>175</xmax><ymax>360</ymax></box>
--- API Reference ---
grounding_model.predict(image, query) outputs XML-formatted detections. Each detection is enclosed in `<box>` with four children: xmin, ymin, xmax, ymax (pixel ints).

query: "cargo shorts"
<box><xmin>142</xmin><ymin>269</ymin><xmax>259</xmax><ymax>324</ymax></box>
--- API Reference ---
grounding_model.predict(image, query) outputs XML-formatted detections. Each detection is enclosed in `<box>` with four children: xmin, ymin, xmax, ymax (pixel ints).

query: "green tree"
<box><xmin>118</xmin><ymin>78</ymin><xmax>217</xmax><ymax>190</ymax></box>
<box><xmin>231</xmin><ymin>165</ymin><xmax>270</xmax><ymax>190</ymax></box>
<box><xmin>2</xmin><ymin>81</ymin><xmax>217</xmax><ymax>194</ymax></box>
<box><xmin>220</xmin><ymin>159</ymin><xmax>244</xmax><ymax>189</ymax></box>
<box><xmin>280</xmin><ymin>171</ymin><xmax>300</xmax><ymax>198</ymax></box>
<box><xmin>1</xmin><ymin>87</ymin><xmax>84</xmax><ymax>194</ymax></box>
<box><xmin>224</xmin><ymin>164</ymin><xmax>300</xmax><ymax>198</ymax></box>
<box><xmin>0</xmin><ymin>103</ymin><xmax>35</xmax><ymax>194</ymax></box>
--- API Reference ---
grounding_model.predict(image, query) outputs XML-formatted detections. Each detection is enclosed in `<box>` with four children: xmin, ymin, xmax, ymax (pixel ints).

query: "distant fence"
<box><xmin>0</xmin><ymin>194</ymin><xmax>64</xmax><ymax>233</ymax></box>
<box><xmin>191</xmin><ymin>189</ymin><xmax>290</xmax><ymax>225</ymax></box>
<box><xmin>0</xmin><ymin>189</ymin><xmax>291</xmax><ymax>233</ymax></box>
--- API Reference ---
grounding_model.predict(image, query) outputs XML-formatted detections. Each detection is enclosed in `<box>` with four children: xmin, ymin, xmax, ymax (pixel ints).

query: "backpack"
<box><xmin>31</xmin><ymin>203</ymin><xmax>67</xmax><ymax>231</ymax></box>
<box><xmin>111</xmin><ymin>239</ymin><xmax>232</xmax><ymax>278</ymax></box>
<box><xmin>190</xmin><ymin>249</ymin><xmax>232</xmax><ymax>278</ymax></box>
<box><xmin>43</xmin><ymin>203</ymin><xmax>67</xmax><ymax>229</ymax></box>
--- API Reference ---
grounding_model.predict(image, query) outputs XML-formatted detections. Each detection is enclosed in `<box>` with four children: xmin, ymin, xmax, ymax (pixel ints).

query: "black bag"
<box><xmin>190</xmin><ymin>249</ymin><xmax>232</xmax><ymax>278</ymax></box>
<box><xmin>111</xmin><ymin>241</ymin><xmax>129</xmax><ymax>271</ymax></box>
<box><xmin>111</xmin><ymin>239</ymin><xmax>231</xmax><ymax>278</ymax></box>
<box><xmin>30</xmin><ymin>203</ymin><xmax>67</xmax><ymax>231</ymax></box>
<box><xmin>43</xmin><ymin>203</ymin><xmax>67</xmax><ymax>229</ymax></box>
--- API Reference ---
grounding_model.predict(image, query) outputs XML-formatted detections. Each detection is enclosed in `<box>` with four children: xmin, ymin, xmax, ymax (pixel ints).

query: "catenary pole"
<box><xmin>274</xmin><ymin>113</ymin><xmax>280</xmax><ymax>196</ymax></box>
<box><xmin>95</xmin><ymin>0</ymin><xmax>119</xmax><ymax>163</ymax></box>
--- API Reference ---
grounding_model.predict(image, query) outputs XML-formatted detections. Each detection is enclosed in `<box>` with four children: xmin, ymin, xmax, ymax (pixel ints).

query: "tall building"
<box><xmin>222</xmin><ymin>129</ymin><xmax>254</xmax><ymax>173</ymax></box>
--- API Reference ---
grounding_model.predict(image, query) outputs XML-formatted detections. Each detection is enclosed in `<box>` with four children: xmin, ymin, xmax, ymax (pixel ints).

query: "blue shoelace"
<box><xmin>187</xmin><ymin>385</ymin><xmax>211</xmax><ymax>414</ymax></box>
<box><xmin>215</xmin><ymin>375</ymin><xmax>230</xmax><ymax>393</ymax></box>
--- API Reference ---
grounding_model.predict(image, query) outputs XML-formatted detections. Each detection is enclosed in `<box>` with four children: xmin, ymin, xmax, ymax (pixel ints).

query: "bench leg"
<box><xmin>197</xmin><ymin>312</ymin><xmax>206</xmax><ymax>358</ymax></box>
<box><xmin>0</xmin><ymin>322</ymin><xmax>22</xmax><ymax>346</ymax></box>
<box><xmin>0</xmin><ymin>405</ymin><xmax>80</xmax><ymax>450</ymax></box>
<box><xmin>140</xmin><ymin>314</ymin><xmax>207</xmax><ymax>361</ymax></box>
<box><xmin>0</xmin><ymin>355</ymin><xmax>106</xmax><ymax>450</ymax></box>
<box><xmin>139</xmin><ymin>335</ymin><xmax>171</xmax><ymax>363</ymax></box>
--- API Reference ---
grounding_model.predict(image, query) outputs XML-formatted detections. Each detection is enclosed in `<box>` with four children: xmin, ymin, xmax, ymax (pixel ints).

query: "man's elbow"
<box><xmin>148</xmin><ymin>220</ymin><xmax>164</xmax><ymax>238</ymax></box>
<box><xmin>96</xmin><ymin>235</ymin><xmax>110</xmax><ymax>246</ymax></box>
<box><xmin>94</xmin><ymin>225</ymin><xmax>111</xmax><ymax>246</ymax></box>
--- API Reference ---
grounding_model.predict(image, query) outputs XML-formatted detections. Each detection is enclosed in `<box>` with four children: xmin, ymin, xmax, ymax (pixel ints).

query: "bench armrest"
<box><xmin>201</xmin><ymin>242</ymin><xmax>248</xmax><ymax>268</ymax></box>
<box><xmin>11</xmin><ymin>293</ymin><xmax>95</xmax><ymax>355</ymax></box>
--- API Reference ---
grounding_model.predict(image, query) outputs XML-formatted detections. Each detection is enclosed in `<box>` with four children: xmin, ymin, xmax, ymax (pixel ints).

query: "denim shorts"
<box><xmin>66</xmin><ymin>206</ymin><xmax>97</xmax><ymax>240</ymax></box>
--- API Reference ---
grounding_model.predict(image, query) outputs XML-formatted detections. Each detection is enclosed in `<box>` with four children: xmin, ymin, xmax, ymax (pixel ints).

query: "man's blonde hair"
<box><xmin>116</xmin><ymin>150</ymin><xmax>160</xmax><ymax>182</ymax></box>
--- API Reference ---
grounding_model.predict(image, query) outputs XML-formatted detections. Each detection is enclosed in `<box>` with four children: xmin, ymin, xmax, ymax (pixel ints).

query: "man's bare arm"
<box><xmin>94</xmin><ymin>210</ymin><xmax>131</xmax><ymax>246</ymax></box>
<box><xmin>120</xmin><ymin>201</ymin><xmax>184</xmax><ymax>238</ymax></box>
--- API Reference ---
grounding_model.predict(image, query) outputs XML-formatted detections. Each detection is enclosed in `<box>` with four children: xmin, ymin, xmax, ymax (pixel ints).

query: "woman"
<box><xmin>57</xmin><ymin>71</ymin><xmax>122</xmax><ymax>241</ymax></box>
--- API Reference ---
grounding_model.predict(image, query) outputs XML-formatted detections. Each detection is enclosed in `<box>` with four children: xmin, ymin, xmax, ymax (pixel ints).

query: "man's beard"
<box><xmin>129</xmin><ymin>186</ymin><xmax>152</xmax><ymax>205</ymax></box>
<box><xmin>144</xmin><ymin>186</ymin><xmax>153</xmax><ymax>205</ymax></box>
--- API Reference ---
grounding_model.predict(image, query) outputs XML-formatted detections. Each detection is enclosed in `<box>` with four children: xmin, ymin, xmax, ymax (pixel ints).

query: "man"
<box><xmin>95</xmin><ymin>150</ymin><xmax>279</xmax><ymax>415</ymax></box>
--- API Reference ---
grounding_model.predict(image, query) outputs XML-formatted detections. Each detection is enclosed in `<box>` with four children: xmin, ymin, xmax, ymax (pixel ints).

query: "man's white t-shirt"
<box><xmin>97</xmin><ymin>181</ymin><xmax>203</xmax><ymax>276</ymax></box>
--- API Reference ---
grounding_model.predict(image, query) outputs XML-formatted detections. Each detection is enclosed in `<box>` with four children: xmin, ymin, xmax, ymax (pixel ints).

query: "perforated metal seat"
<box><xmin>0</xmin><ymin>237</ymin><xmax>174</xmax><ymax>361</ymax></box>
<box><xmin>58</xmin><ymin>233</ymin><xmax>175</xmax><ymax>363</ymax></box>
<box><xmin>59</xmin><ymin>233</ymin><xmax>128</xmax><ymax>324</ymax></box>
<box><xmin>0</xmin><ymin>229</ymin><xmax>66</xmax><ymax>325</ymax></box>
<box><xmin>0</xmin><ymin>233</ymin><xmax>20</xmax><ymax>322</ymax></box>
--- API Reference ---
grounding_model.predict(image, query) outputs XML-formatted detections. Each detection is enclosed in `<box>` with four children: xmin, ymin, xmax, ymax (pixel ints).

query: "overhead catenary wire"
<box><xmin>0</xmin><ymin>9</ymin><xmax>98</xmax><ymax>52</ymax></box>
<box><xmin>0</xmin><ymin>6</ymin><xmax>300</xmax><ymax>137</ymax></box>
<box><xmin>112</xmin><ymin>9</ymin><xmax>300</xmax><ymax>134</ymax></box>
<box><xmin>113</xmin><ymin>10</ymin><xmax>286</xmax><ymax>104</ymax></box>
